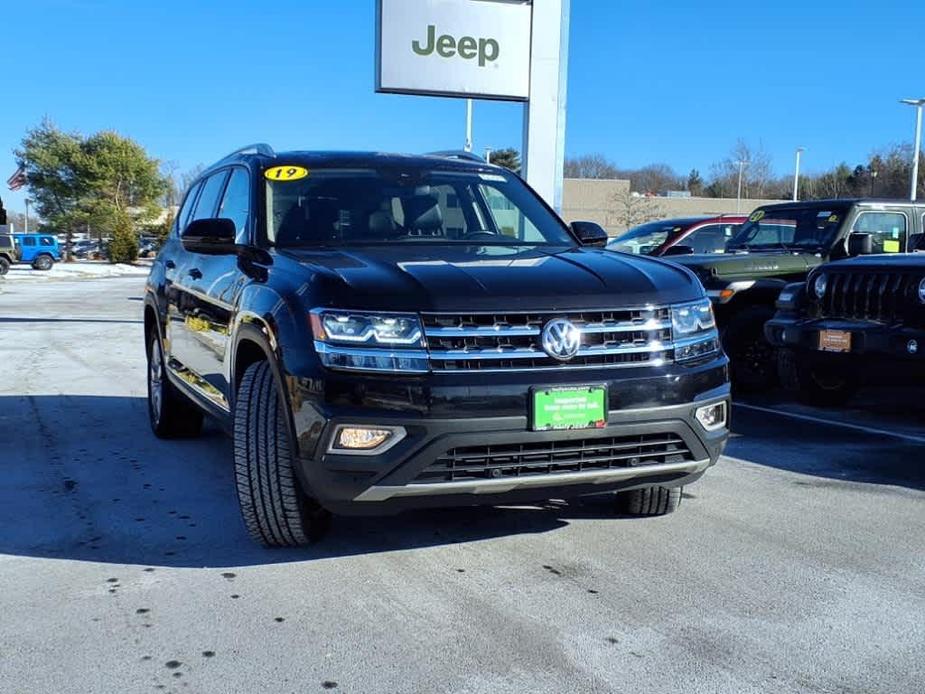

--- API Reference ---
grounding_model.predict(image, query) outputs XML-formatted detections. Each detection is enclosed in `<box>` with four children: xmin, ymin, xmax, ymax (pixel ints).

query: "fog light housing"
<box><xmin>695</xmin><ymin>402</ymin><xmax>727</xmax><ymax>431</ymax></box>
<box><xmin>328</xmin><ymin>425</ymin><xmax>406</xmax><ymax>455</ymax></box>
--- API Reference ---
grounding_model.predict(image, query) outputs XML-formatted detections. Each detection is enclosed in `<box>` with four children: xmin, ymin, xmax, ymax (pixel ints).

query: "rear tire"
<box><xmin>147</xmin><ymin>332</ymin><xmax>204</xmax><ymax>438</ymax></box>
<box><xmin>32</xmin><ymin>254</ymin><xmax>54</xmax><ymax>271</ymax></box>
<box><xmin>778</xmin><ymin>348</ymin><xmax>858</xmax><ymax>406</ymax></box>
<box><xmin>0</xmin><ymin>257</ymin><xmax>9</xmax><ymax>275</ymax></box>
<box><xmin>723</xmin><ymin>306</ymin><xmax>777</xmax><ymax>393</ymax></box>
<box><xmin>233</xmin><ymin>361</ymin><xmax>328</xmax><ymax>547</ymax></box>
<box><xmin>615</xmin><ymin>485</ymin><xmax>682</xmax><ymax>516</ymax></box>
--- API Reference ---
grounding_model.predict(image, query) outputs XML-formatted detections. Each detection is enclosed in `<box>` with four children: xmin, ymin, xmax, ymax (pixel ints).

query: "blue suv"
<box><xmin>13</xmin><ymin>233</ymin><xmax>61</xmax><ymax>270</ymax></box>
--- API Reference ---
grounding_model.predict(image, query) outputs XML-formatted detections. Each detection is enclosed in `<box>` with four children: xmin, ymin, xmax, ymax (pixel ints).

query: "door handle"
<box><xmin>165</xmin><ymin>260</ymin><xmax>176</xmax><ymax>270</ymax></box>
<box><xmin>188</xmin><ymin>268</ymin><xmax>202</xmax><ymax>280</ymax></box>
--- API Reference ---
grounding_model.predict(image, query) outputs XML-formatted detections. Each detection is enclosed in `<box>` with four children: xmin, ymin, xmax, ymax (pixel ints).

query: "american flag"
<box><xmin>6</xmin><ymin>165</ymin><xmax>26</xmax><ymax>191</ymax></box>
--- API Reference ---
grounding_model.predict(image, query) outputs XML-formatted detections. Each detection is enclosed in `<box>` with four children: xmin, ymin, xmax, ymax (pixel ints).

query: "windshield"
<box><xmin>607</xmin><ymin>220</ymin><xmax>687</xmax><ymax>254</ymax></box>
<box><xmin>265</xmin><ymin>168</ymin><xmax>574</xmax><ymax>247</ymax></box>
<box><xmin>728</xmin><ymin>205</ymin><xmax>848</xmax><ymax>251</ymax></box>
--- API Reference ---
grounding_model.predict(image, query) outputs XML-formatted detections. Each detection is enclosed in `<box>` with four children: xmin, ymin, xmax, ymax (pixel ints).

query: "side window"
<box><xmin>191</xmin><ymin>171</ymin><xmax>229</xmax><ymax>222</ymax></box>
<box><xmin>218</xmin><ymin>168</ymin><xmax>251</xmax><ymax>243</ymax></box>
<box><xmin>684</xmin><ymin>225</ymin><xmax>727</xmax><ymax>254</ymax></box>
<box><xmin>478</xmin><ymin>184</ymin><xmax>543</xmax><ymax>241</ymax></box>
<box><xmin>40</xmin><ymin>237</ymin><xmax>54</xmax><ymax>246</ymax></box>
<box><xmin>22</xmin><ymin>236</ymin><xmax>36</xmax><ymax>247</ymax></box>
<box><xmin>851</xmin><ymin>211</ymin><xmax>907</xmax><ymax>253</ymax></box>
<box><xmin>176</xmin><ymin>181</ymin><xmax>202</xmax><ymax>235</ymax></box>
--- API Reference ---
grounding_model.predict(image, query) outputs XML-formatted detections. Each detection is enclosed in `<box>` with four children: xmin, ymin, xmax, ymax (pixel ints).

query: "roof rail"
<box><xmin>215</xmin><ymin>143</ymin><xmax>276</xmax><ymax>165</ymax></box>
<box><xmin>426</xmin><ymin>150</ymin><xmax>485</xmax><ymax>163</ymax></box>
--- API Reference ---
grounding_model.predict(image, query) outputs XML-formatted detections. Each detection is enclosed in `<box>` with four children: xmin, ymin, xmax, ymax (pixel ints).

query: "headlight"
<box><xmin>310</xmin><ymin>309</ymin><xmax>428</xmax><ymax>373</ymax></box>
<box><xmin>671</xmin><ymin>299</ymin><xmax>715</xmax><ymax>335</ymax></box>
<box><xmin>813</xmin><ymin>273</ymin><xmax>827</xmax><ymax>300</ymax></box>
<box><xmin>671</xmin><ymin>299</ymin><xmax>719</xmax><ymax>363</ymax></box>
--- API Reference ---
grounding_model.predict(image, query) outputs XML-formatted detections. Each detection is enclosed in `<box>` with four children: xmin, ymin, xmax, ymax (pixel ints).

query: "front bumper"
<box><xmin>286</xmin><ymin>359</ymin><xmax>730</xmax><ymax>514</ymax></box>
<box><xmin>766</xmin><ymin>315</ymin><xmax>925</xmax><ymax>361</ymax></box>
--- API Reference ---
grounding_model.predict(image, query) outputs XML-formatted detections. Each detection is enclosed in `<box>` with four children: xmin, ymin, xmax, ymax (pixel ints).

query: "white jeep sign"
<box><xmin>376</xmin><ymin>0</ymin><xmax>532</xmax><ymax>101</ymax></box>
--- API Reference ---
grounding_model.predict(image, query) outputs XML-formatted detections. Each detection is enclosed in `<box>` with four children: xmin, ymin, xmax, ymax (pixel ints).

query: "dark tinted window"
<box><xmin>191</xmin><ymin>171</ymin><xmax>229</xmax><ymax>222</ymax></box>
<box><xmin>266</xmin><ymin>168</ymin><xmax>572</xmax><ymax>247</ymax></box>
<box><xmin>684</xmin><ymin>224</ymin><xmax>734</xmax><ymax>254</ymax></box>
<box><xmin>218</xmin><ymin>168</ymin><xmax>250</xmax><ymax>242</ymax></box>
<box><xmin>0</xmin><ymin>236</ymin><xmax>12</xmax><ymax>249</ymax></box>
<box><xmin>729</xmin><ymin>206</ymin><xmax>849</xmax><ymax>251</ymax></box>
<box><xmin>22</xmin><ymin>236</ymin><xmax>36</xmax><ymax>246</ymax></box>
<box><xmin>176</xmin><ymin>181</ymin><xmax>202</xmax><ymax>234</ymax></box>
<box><xmin>40</xmin><ymin>236</ymin><xmax>54</xmax><ymax>246</ymax></box>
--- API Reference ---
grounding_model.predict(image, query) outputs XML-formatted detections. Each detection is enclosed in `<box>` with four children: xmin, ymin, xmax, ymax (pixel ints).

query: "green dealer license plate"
<box><xmin>532</xmin><ymin>386</ymin><xmax>607</xmax><ymax>431</ymax></box>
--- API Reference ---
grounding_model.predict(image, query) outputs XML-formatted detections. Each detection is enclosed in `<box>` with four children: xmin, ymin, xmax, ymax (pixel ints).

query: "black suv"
<box><xmin>669</xmin><ymin>199</ymin><xmax>925</xmax><ymax>390</ymax></box>
<box><xmin>144</xmin><ymin>146</ymin><xmax>729</xmax><ymax>546</ymax></box>
<box><xmin>766</xmin><ymin>249</ymin><xmax>925</xmax><ymax>404</ymax></box>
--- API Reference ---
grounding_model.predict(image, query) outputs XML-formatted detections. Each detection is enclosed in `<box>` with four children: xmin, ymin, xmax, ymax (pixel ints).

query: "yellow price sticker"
<box><xmin>749</xmin><ymin>210</ymin><xmax>765</xmax><ymax>223</ymax></box>
<box><xmin>264</xmin><ymin>165</ymin><xmax>309</xmax><ymax>181</ymax></box>
<box><xmin>883</xmin><ymin>240</ymin><xmax>900</xmax><ymax>253</ymax></box>
<box><xmin>827</xmin><ymin>215</ymin><xmax>839</xmax><ymax>223</ymax></box>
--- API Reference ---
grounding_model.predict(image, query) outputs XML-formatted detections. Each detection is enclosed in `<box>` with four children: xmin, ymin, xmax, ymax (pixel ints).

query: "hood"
<box><xmin>669</xmin><ymin>251</ymin><xmax>821</xmax><ymax>281</ymax></box>
<box><xmin>281</xmin><ymin>245</ymin><xmax>702</xmax><ymax>311</ymax></box>
<box><xmin>820</xmin><ymin>253</ymin><xmax>925</xmax><ymax>273</ymax></box>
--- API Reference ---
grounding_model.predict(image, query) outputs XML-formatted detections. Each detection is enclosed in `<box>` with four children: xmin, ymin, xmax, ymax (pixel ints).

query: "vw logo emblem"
<box><xmin>541</xmin><ymin>318</ymin><xmax>581</xmax><ymax>361</ymax></box>
<box><xmin>918</xmin><ymin>277</ymin><xmax>925</xmax><ymax>305</ymax></box>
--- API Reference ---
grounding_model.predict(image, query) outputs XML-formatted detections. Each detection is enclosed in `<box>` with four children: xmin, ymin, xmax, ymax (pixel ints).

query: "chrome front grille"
<box><xmin>422</xmin><ymin>308</ymin><xmax>677</xmax><ymax>371</ymax></box>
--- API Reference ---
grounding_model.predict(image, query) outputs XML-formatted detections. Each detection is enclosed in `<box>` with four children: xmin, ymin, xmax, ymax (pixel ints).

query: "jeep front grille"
<box><xmin>814</xmin><ymin>272</ymin><xmax>922</xmax><ymax>324</ymax></box>
<box><xmin>422</xmin><ymin>309</ymin><xmax>677</xmax><ymax>371</ymax></box>
<box><xmin>413</xmin><ymin>433</ymin><xmax>693</xmax><ymax>484</ymax></box>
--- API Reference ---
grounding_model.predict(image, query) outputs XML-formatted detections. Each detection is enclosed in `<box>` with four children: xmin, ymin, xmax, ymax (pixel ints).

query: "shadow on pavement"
<box><xmin>729</xmin><ymin>399</ymin><xmax>925</xmax><ymax>491</ymax></box>
<box><xmin>0</xmin><ymin>395</ymin><xmax>630</xmax><ymax>569</ymax></box>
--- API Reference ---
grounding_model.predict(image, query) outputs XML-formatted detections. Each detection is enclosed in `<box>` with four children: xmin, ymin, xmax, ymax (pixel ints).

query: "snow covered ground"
<box><xmin>1</xmin><ymin>260</ymin><xmax>151</xmax><ymax>284</ymax></box>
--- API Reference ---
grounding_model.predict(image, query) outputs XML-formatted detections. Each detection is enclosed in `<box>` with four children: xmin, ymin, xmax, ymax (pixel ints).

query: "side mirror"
<box><xmin>847</xmin><ymin>233</ymin><xmax>873</xmax><ymax>257</ymax></box>
<box><xmin>571</xmin><ymin>221</ymin><xmax>609</xmax><ymax>248</ymax></box>
<box><xmin>181</xmin><ymin>218</ymin><xmax>237</xmax><ymax>255</ymax></box>
<box><xmin>663</xmin><ymin>244</ymin><xmax>695</xmax><ymax>257</ymax></box>
<box><xmin>912</xmin><ymin>234</ymin><xmax>925</xmax><ymax>252</ymax></box>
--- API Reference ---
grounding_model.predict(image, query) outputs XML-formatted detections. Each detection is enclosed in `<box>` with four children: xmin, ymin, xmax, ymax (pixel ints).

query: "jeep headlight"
<box><xmin>813</xmin><ymin>273</ymin><xmax>827</xmax><ymax>300</ymax></box>
<box><xmin>310</xmin><ymin>309</ymin><xmax>428</xmax><ymax>372</ymax></box>
<box><xmin>671</xmin><ymin>298</ymin><xmax>719</xmax><ymax>362</ymax></box>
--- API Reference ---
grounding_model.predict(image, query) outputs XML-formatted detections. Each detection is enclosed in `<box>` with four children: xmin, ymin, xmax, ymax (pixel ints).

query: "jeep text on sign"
<box><xmin>377</xmin><ymin>0</ymin><xmax>531</xmax><ymax>101</ymax></box>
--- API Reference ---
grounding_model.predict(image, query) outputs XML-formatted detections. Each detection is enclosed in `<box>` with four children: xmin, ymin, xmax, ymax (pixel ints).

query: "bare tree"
<box><xmin>706</xmin><ymin>139</ymin><xmax>774</xmax><ymax>199</ymax></box>
<box><xmin>607</xmin><ymin>190</ymin><xmax>663</xmax><ymax>232</ymax></box>
<box><xmin>564</xmin><ymin>154</ymin><xmax>621</xmax><ymax>179</ymax></box>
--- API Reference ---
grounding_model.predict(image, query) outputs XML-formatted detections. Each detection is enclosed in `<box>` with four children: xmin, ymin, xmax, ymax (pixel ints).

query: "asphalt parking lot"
<box><xmin>1</xmin><ymin>276</ymin><xmax>923</xmax><ymax>694</ymax></box>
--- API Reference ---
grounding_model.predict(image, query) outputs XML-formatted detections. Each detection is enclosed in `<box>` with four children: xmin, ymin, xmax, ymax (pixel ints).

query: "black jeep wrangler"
<box><xmin>669</xmin><ymin>199</ymin><xmax>925</xmax><ymax>390</ymax></box>
<box><xmin>144</xmin><ymin>145</ymin><xmax>729</xmax><ymax>546</ymax></box>
<box><xmin>765</xmin><ymin>248</ymin><xmax>925</xmax><ymax>405</ymax></box>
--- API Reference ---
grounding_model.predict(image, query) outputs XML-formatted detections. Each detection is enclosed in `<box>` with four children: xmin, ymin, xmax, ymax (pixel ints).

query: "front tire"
<box><xmin>723</xmin><ymin>306</ymin><xmax>777</xmax><ymax>393</ymax></box>
<box><xmin>32</xmin><ymin>254</ymin><xmax>54</xmax><ymax>271</ymax></box>
<box><xmin>615</xmin><ymin>485</ymin><xmax>682</xmax><ymax>516</ymax></box>
<box><xmin>233</xmin><ymin>361</ymin><xmax>328</xmax><ymax>547</ymax></box>
<box><xmin>778</xmin><ymin>348</ymin><xmax>858</xmax><ymax>406</ymax></box>
<box><xmin>147</xmin><ymin>332</ymin><xmax>204</xmax><ymax>438</ymax></box>
<box><xmin>0</xmin><ymin>257</ymin><xmax>9</xmax><ymax>275</ymax></box>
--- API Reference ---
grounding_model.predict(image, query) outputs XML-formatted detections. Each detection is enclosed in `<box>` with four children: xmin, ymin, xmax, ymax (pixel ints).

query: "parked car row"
<box><xmin>610</xmin><ymin>199</ymin><xmax>925</xmax><ymax>400</ymax></box>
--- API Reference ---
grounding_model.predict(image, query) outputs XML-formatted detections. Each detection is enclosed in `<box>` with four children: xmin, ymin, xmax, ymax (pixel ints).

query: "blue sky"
<box><xmin>3</xmin><ymin>0</ymin><xmax>923</xmax><ymax>213</ymax></box>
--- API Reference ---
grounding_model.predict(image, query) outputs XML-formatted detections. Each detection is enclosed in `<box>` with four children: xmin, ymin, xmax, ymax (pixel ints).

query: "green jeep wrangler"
<box><xmin>668</xmin><ymin>199</ymin><xmax>925</xmax><ymax>390</ymax></box>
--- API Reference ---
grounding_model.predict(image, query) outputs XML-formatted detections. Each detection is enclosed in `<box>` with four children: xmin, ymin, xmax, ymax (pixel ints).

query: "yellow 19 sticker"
<box><xmin>264</xmin><ymin>165</ymin><xmax>309</xmax><ymax>182</ymax></box>
<box><xmin>748</xmin><ymin>210</ymin><xmax>765</xmax><ymax>223</ymax></box>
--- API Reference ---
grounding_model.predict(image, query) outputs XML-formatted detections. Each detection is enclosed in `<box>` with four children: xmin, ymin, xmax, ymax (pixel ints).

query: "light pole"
<box><xmin>792</xmin><ymin>148</ymin><xmax>804</xmax><ymax>201</ymax></box>
<box><xmin>464</xmin><ymin>99</ymin><xmax>473</xmax><ymax>153</ymax></box>
<box><xmin>24</xmin><ymin>198</ymin><xmax>30</xmax><ymax>233</ymax></box>
<box><xmin>736</xmin><ymin>160</ymin><xmax>748</xmax><ymax>213</ymax></box>
<box><xmin>900</xmin><ymin>98</ymin><xmax>925</xmax><ymax>201</ymax></box>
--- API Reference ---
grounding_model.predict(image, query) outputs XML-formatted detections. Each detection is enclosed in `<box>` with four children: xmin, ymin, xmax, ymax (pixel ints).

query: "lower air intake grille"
<box><xmin>413</xmin><ymin>433</ymin><xmax>693</xmax><ymax>484</ymax></box>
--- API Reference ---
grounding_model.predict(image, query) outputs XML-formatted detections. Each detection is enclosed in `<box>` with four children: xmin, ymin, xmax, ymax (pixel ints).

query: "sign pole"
<box><xmin>465</xmin><ymin>99</ymin><xmax>473</xmax><ymax>152</ymax></box>
<box><xmin>522</xmin><ymin>0</ymin><xmax>570</xmax><ymax>212</ymax></box>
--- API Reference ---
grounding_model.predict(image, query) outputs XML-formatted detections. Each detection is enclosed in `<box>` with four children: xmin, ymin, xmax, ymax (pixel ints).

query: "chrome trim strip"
<box><xmin>165</xmin><ymin>360</ymin><xmax>230</xmax><ymax>412</ymax></box>
<box><xmin>423</xmin><ymin>319</ymin><xmax>670</xmax><ymax>338</ymax></box>
<box><xmin>314</xmin><ymin>341</ymin><xmax>430</xmax><ymax>373</ymax></box>
<box><xmin>429</xmin><ymin>341</ymin><xmax>671</xmax><ymax>361</ymax></box>
<box><xmin>353</xmin><ymin>458</ymin><xmax>712</xmax><ymax>501</ymax></box>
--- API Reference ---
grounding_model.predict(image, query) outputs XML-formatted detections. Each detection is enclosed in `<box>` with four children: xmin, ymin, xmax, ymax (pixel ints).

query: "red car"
<box><xmin>607</xmin><ymin>215</ymin><xmax>747</xmax><ymax>256</ymax></box>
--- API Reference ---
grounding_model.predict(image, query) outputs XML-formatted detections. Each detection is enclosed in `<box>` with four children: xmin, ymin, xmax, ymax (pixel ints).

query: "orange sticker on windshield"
<box><xmin>749</xmin><ymin>210</ymin><xmax>765</xmax><ymax>222</ymax></box>
<box><xmin>264</xmin><ymin>165</ymin><xmax>309</xmax><ymax>181</ymax></box>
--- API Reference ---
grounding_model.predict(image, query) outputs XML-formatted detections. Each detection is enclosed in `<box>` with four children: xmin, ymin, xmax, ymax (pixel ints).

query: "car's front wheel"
<box><xmin>0</xmin><ymin>257</ymin><xmax>9</xmax><ymax>275</ymax></box>
<box><xmin>778</xmin><ymin>348</ymin><xmax>858</xmax><ymax>406</ymax></box>
<box><xmin>615</xmin><ymin>485</ymin><xmax>682</xmax><ymax>516</ymax></box>
<box><xmin>233</xmin><ymin>361</ymin><xmax>329</xmax><ymax>547</ymax></box>
<box><xmin>147</xmin><ymin>332</ymin><xmax>204</xmax><ymax>438</ymax></box>
<box><xmin>32</xmin><ymin>254</ymin><xmax>54</xmax><ymax>271</ymax></box>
